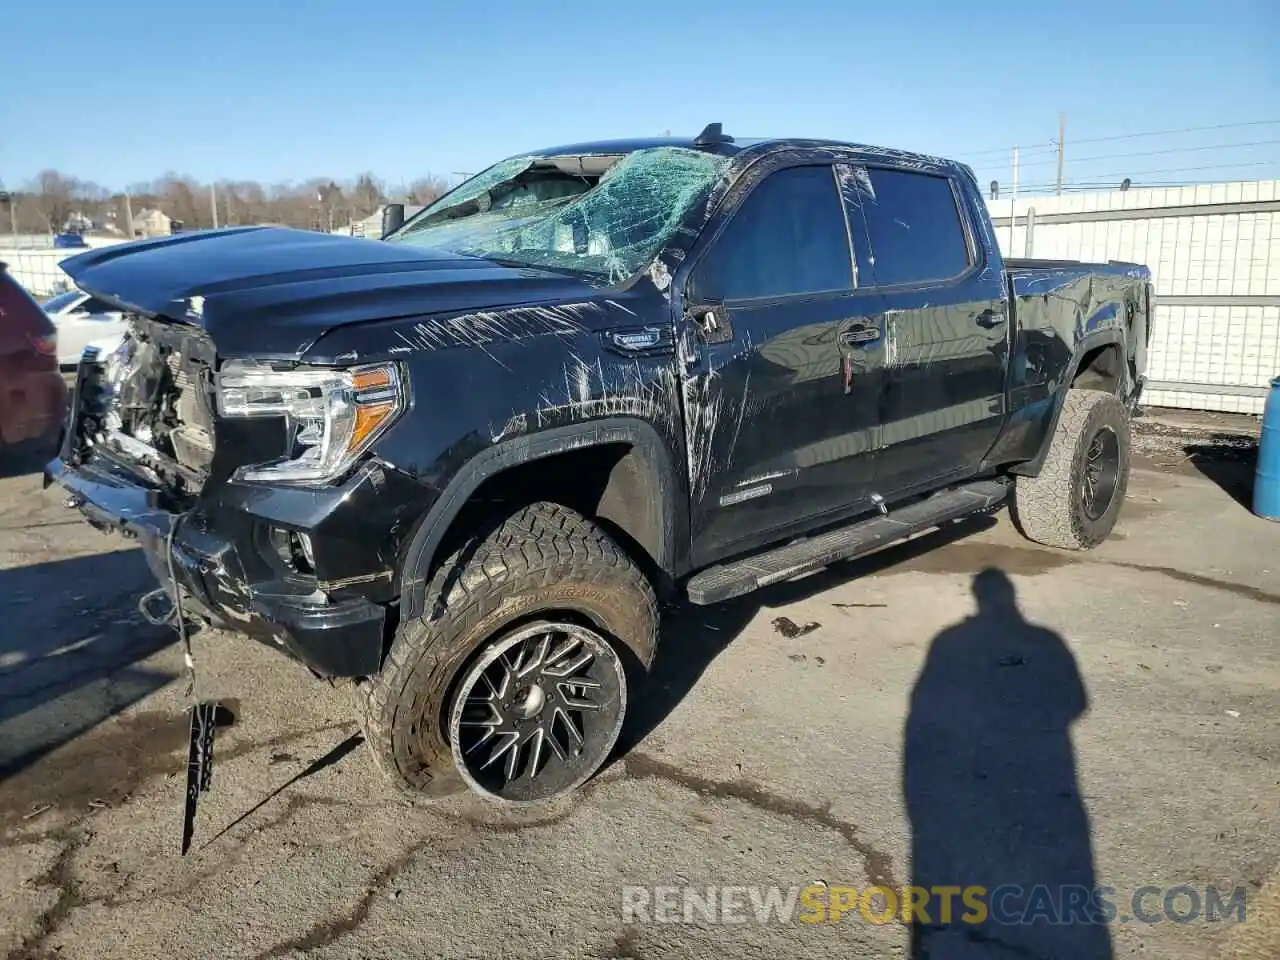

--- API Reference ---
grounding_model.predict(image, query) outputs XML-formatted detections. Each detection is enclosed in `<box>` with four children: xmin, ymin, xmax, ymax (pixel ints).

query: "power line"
<box><xmin>1011</xmin><ymin>159</ymin><xmax>1277</xmax><ymax>187</ymax></box>
<box><xmin>1012</xmin><ymin>166</ymin><xmax>1280</xmax><ymax>193</ymax></box>
<box><xmin>1061</xmin><ymin>119</ymin><xmax>1280</xmax><ymax>148</ymax></box>
<box><xmin>958</xmin><ymin>119</ymin><xmax>1280</xmax><ymax>161</ymax></box>
<box><xmin>1009</xmin><ymin>138</ymin><xmax>1280</xmax><ymax>170</ymax></box>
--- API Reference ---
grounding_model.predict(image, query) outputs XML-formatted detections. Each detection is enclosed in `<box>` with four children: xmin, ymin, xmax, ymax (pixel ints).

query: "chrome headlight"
<box><xmin>216</xmin><ymin>360</ymin><xmax>405</xmax><ymax>483</ymax></box>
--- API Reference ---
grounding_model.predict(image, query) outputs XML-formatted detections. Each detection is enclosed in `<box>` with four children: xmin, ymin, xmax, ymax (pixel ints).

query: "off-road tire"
<box><xmin>1012</xmin><ymin>388</ymin><xmax>1131</xmax><ymax>550</ymax></box>
<box><xmin>357</xmin><ymin>501</ymin><xmax>658</xmax><ymax>800</ymax></box>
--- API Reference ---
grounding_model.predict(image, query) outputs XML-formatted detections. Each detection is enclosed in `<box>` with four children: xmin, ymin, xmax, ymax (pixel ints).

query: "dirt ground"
<box><xmin>1</xmin><ymin>419</ymin><xmax>1277</xmax><ymax>960</ymax></box>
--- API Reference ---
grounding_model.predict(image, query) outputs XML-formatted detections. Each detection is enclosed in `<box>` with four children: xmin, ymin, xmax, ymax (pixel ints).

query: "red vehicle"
<box><xmin>0</xmin><ymin>263</ymin><xmax>67</xmax><ymax>462</ymax></box>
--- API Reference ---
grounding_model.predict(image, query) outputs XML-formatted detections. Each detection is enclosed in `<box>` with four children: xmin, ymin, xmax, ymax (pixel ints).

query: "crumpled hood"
<box><xmin>59</xmin><ymin>226</ymin><xmax>601</xmax><ymax>359</ymax></box>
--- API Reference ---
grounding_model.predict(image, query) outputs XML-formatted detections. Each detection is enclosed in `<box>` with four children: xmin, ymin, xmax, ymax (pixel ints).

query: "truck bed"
<box><xmin>1002</xmin><ymin>255</ymin><xmax>1152</xmax><ymax>406</ymax></box>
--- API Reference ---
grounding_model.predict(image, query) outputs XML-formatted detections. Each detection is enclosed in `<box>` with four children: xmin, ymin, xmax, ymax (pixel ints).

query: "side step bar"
<box><xmin>685</xmin><ymin>479</ymin><xmax>1009</xmax><ymax>605</ymax></box>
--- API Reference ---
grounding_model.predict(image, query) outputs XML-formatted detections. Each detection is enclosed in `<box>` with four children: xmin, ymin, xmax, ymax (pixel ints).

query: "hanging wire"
<box><xmin>956</xmin><ymin>119</ymin><xmax>1280</xmax><ymax>161</ymax></box>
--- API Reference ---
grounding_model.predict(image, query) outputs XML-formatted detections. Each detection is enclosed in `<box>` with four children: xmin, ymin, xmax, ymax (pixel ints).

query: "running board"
<box><xmin>685</xmin><ymin>480</ymin><xmax>1009</xmax><ymax>605</ymax></box>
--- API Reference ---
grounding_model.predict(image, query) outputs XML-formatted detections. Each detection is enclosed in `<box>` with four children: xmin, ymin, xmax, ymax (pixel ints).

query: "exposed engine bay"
<box><xmin>71</xmin><ymin>315</ymin><xmax>218</xmax><ymax>495</ymax></box>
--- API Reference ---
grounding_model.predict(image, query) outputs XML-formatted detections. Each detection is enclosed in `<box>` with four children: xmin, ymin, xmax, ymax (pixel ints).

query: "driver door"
<box><xmin>676</xmin><ymin>162</ymin><xmax>889</xmax><ymax>568</ymax></box>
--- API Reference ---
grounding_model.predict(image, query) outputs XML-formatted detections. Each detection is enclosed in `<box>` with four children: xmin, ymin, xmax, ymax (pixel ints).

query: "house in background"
<box><xmin>132</xmin><ymin>208</ymin><xmax>173</xmax><ymax>238</ymax></box>
<box><xmin>339</xmin><ymin>204</ymin><xmax>425</xmax><ymax>239</ymax></box>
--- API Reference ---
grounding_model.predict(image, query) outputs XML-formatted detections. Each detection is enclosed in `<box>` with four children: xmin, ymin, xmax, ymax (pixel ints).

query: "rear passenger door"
<box><xmin>678</xmin><ymin>162</ymin><xmax>888</xmax><ymax>567</ymax></box>
<box><xmin>843</xmin><ymin>166</ymin><xmax>1009</xmax><ymax>496</ymax></box>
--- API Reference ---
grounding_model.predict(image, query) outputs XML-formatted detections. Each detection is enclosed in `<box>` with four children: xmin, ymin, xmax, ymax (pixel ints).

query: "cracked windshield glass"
<box><xmin>387</xmin><ymin>147</ymin><xmax>728</xmax><ymax>280</ymax></box>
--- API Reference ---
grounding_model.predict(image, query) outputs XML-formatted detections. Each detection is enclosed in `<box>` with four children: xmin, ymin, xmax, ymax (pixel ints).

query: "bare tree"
<box><xmin>406</xmin><ymin>175</ymin><xmax>448</xmax><ymax>206</ymax></box>
<box><xmin>313</xmin><ymin>180</ymin><xmax>346</xmax><ymax>232</ymax></box>
<box><xmin>352</xmin><ymin>173</ymin><xmax>384</xmax><ymax>219</ymax></box>
<box><xmin>4</xmin><ymin>166</ymin><xmax>449</xmax><ymax>235</ymax></box>
<box><xmin>156</xmin><ymin>173</ymin><xmax>203</xmax><ymax>229</ymax></box>
<box><xmin>32</xmin><ymin>169</ymin><xmax>77</xmax><ymax>232</ymax></box>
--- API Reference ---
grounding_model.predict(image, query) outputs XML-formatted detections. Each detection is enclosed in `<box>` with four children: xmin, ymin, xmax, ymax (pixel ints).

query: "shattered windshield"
<box><xmin>386</xmin><ymin>147</ymin><xmax>728</xmax><ymax>282</ymax></box>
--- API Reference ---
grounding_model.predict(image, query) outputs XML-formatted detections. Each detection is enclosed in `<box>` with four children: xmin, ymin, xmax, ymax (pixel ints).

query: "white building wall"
<box><xmin>987</xmin><ymin>180</ymin><xmax>1280</xmax><ymax>415</ymax></box>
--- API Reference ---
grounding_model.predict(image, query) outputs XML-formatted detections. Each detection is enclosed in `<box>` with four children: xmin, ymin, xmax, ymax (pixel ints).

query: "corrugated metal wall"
<box><xmin>987</xmin><ymin>181</ymin><xmax>1280</xmax><ymax>414</ymax></box>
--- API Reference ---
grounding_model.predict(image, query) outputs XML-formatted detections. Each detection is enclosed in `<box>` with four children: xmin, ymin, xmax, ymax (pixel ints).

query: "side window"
<box><xmin>854</xmin><ymin>168</ymin><xmax>971</xmax><ymax>286</ymax></box>
<box><xmin>693</xmin><ymin>165</ymin><xmax>853</xmax><ymax>301</ymax></box>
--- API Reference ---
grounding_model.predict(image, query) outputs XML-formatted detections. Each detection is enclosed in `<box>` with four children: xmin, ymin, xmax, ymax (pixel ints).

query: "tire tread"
<box><xmin>1012</xmin><ymin>388</ymin><xmax>1131</xmax><ymax>550</ymax></box>
<box><xmin>358</xmin><ymin>501</ymin><xmax>656</xmax><ymax>798</ymax></box>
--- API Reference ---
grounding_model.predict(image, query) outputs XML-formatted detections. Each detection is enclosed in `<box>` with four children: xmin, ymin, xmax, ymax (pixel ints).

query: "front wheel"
<box><xmin>1012</xmin><ymin>389</ymin><xmax>1131</xmax><ymax>550</ymax></box>
<box><xmin>358</xmin><ymin>501</ymin><xmax>657</xmax><ymax>804</ymax></box>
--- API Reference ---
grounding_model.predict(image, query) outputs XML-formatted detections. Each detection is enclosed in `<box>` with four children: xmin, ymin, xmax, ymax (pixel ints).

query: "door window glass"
<box><xmin>854</xmin><ymin>168</ymin><xmax>970</xmax><ymax>286</ymax></box>
<box><xmin>695</xmin><ymin>165</ymin><xmax>853</xmax><ymax>300</ymax></box>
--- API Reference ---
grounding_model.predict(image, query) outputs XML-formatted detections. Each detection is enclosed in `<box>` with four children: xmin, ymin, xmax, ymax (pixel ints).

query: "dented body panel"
<box><xmin>47</xmin><ymin>133</ymin><xmax>1150</xmax><ymax>678</ymax></box>
<box><xmin>987</xmin><ymin>260</ymin><xmax>1150</xmax><ymax>473</ymax></box>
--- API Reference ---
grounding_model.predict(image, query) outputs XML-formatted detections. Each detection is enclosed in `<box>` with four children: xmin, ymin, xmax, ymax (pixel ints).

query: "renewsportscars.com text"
<box><xmin>621</xmin><ymin>884</ymin><xmax>1248</xmax><ymax>926</ymax></box>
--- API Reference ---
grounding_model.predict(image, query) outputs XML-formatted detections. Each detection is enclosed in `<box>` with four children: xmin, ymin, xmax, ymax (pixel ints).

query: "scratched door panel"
<box><xmin>845</xmin><ymin>166</ymin><xmax>1009</xmax><ymax>494</ymax></box>
<box><xmin>683</xmin><ymin>288</ymin><xmax>888</xmax><ymax>568</ymax></box>
<box><xmin>876</xmin><ymin>296</ymin><xmax>1008</xmax><ymax>489</ymax></box>
<box><xmin>680</xmin><ymin>162</ymin><xmax>892</xmax><ymax>566</ymax></box>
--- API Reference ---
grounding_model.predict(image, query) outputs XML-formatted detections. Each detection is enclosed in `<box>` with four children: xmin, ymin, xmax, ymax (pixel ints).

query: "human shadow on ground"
<box><xmin>904</xmin><ymin>568</ymin><xmax>1111</xmax><ymax>959</ymax></box>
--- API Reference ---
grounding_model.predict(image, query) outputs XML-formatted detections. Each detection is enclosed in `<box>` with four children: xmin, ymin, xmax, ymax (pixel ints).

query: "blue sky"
<box><xmin>2</xmin><ymin>0</ymin><xmax>1277</xmax><ymax>196</ymax></box>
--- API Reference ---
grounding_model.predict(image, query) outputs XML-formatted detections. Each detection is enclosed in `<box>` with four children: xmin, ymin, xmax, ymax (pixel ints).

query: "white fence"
<box><xmin>0</xmin><ymin>236</ymin><xmax>129</xmax><ymax>297</ymax></box>
<box><xmin>987</xmin><ymin>180</ymin><xmax>1280</xmax><ymax>415</ymax></box>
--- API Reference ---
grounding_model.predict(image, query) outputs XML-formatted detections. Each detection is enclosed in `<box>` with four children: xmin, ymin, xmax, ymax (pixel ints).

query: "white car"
<box><xmin>41</xmin><ymin>290</ymin><xmax>129</xmax><ymax>368</ymax></box>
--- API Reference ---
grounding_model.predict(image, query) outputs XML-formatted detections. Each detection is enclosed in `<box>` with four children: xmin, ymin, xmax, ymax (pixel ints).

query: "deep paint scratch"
<box><xmin>389</xmin><ymin>302</ymin><xmax>594</xmax><ymax>356</ymax></box>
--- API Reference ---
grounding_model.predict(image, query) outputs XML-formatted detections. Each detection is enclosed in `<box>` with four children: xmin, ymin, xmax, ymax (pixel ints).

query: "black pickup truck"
<box><xmin>47</xmin><ymin>124</ymin><xmax>1150</xmax><ymax>803</ymax></box>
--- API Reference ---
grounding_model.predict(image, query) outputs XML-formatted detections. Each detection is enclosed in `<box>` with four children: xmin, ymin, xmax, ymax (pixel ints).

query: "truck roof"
<box><xmin>526</xmin><ymin>134</ymin><xmax>974</xmax><ymax>180</ymax></box>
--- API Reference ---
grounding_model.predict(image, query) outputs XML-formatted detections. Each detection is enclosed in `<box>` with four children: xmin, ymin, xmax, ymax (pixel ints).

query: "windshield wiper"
<box><xmin>476</xmin><ymin>254</ymin><xmax>602</xmax><ymax>282</ymax></box>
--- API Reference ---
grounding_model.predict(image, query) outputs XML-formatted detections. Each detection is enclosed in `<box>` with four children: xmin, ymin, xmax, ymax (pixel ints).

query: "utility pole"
<box><xmin>123</xmin><ymin>191</ymin><xmax>135</xmax><ymax>238</ymax></box>
<box><xmin>210</xmin><ymin>183</ymin><xmax>219</xmax><ymax>228</ymax></box>
<box><xmin>0</xmin><ymin>190</ymin><xmax>16</xmax><ymax>235</ymax></box>
<box><xmin>1007</xmin><ymin>146</ymin><xmax>1019</xmax><ymax>254</ymax></box>
<box><xmin>1055</xmin><ymin>112</ymin><xmax>1066</xmax><ymax>196</ymax></box>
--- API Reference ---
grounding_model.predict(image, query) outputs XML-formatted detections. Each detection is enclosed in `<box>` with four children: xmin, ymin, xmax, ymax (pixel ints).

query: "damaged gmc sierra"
<box><xmin>47</xmin><ymin>124</ymin><xmax>1150</xmax><ymax>804</ymax></box>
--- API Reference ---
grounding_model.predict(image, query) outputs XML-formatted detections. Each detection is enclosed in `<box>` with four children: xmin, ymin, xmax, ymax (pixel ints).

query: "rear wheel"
<box><xmin>1012</xmin><ymin>389</ymin><xmax>1131</xmax><ymax>550</ymax></box>
<box><xmin>358</xmin><ymin>501</ymin><xmax>657</xmax><ymax>803</ymax></box>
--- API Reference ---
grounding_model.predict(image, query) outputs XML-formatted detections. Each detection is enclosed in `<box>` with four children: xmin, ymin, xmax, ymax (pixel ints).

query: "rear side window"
<box><xmin>855</xmin><ymin>169</ymin><xmax>970</xmax><ymax>286</ymax></box>
<box><xmin>694</xmin><ymin>165</ymin><xmax>853</xmax><ymax>301</ymax></box>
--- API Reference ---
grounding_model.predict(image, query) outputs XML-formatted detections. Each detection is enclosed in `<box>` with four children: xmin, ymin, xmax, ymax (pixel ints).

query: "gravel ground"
<box><xmin>0</xmin><ymin>432</ymin><xmax>1276</xmax><ymax>960</ymax></box>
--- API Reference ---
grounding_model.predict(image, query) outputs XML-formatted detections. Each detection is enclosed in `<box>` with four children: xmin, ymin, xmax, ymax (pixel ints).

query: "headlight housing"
<box><xmin>216</xmin><ymin>360</ymin><xmax>405</xmax><ymax>483</ymax></box>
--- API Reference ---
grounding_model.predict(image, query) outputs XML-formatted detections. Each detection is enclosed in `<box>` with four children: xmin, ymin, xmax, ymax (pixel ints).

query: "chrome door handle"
<box><xmin>840</xmin><ymin>316</ymin><xmax>884</xmax><ymax>346</ymax></box>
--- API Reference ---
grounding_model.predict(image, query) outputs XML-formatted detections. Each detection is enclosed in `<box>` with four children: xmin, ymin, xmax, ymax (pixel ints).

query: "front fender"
<box><xmin>397</xmin><ymin>417</ymin><xmax>685</xmax><ymax>621</ymax></box>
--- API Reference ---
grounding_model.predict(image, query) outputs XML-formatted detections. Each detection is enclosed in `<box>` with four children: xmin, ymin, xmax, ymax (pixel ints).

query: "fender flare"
<box><xmin>398</xmin><ymin>418</ymin><xmax>684</xmax><ymax>620</ymax></box>
<box><xmin>1008</xmin><ymin>328</ymin><xmax>1129</xmax><ymax>478</ymax></box>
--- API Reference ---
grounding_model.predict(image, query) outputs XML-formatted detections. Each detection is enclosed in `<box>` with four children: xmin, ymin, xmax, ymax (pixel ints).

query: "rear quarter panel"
<box><xmin>985</xmin><ymin>261</ymin><xmax>1151</xmax><ymax>472</ymax></box>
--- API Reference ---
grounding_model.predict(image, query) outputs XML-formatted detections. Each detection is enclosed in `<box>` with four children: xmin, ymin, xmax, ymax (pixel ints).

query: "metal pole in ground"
<box><xmin>1055</xmin><ymin>113</ymin><xmax>1066</xmax><ymax>195</ymax></box>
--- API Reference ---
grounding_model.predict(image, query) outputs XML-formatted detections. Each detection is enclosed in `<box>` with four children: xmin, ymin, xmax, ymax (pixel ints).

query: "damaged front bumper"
<box><xmin>44</xmin><ymin>452</ymin><xmax>391</xmax><ymax>678</ymax></box>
